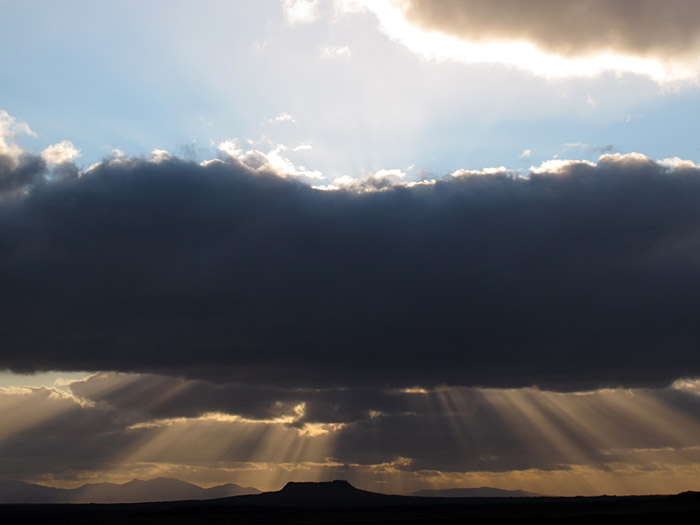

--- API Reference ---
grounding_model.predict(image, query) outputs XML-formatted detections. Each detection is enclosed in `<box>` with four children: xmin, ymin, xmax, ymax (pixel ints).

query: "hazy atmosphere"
<box><xmin>4</xmin><ymin>0</ymin><xmax>700</xmax><ymax>498</ymax></box>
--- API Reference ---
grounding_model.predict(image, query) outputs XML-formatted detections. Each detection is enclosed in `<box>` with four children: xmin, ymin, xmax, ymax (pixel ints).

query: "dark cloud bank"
<box><xmin>0</xmin><ymin>153</ymin><xmax>46</xmax><ymax>194</ymax></box>
<box><xmin>2</xmin><ymin>153</ymin><xmax>700</xmax><ymax>390</ymax></box>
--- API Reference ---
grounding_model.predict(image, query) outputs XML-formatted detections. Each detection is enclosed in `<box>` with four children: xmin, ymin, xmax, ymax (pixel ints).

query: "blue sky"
<box><xmin>4</xmin><ymin>0</ymin><xmax>700</xmax><ymax>182</ymax></box>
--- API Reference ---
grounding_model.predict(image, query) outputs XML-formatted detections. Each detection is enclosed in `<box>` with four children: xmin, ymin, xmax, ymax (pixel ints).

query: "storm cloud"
<box><xmin>0</xmin><ymin>153</ymin><xmax>46</xmax><ymax>194</ymax></box>
<box><xmin>397</xmin><ymin>0</ymin><xmax>700</xmax><ymax>59</ymax></box>
<box><xmin>2</xmin><ymin>153</ymin><xmax>700</xmax><ymax>390</ymax></box>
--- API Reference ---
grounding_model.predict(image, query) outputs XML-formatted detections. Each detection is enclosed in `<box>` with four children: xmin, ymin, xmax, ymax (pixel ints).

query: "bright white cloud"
<box><xmin>373</xmin><ymin>168</ymin><xmax>405</xmax><ymax>180</ymax></box>
<box><xmin>659</xmin><ymin>157</ymin><xmax>699</xmax><ymax>170</ymax></box>
<box><xmin>317</xmin><ymin>168</ymin><xmax>410</xmax><ymax>192</ymax></box>
<box><xmin>149</xmin><ymin>149</ymin><xmax>170</xmax><ymax>163</ymax></box>
<box><xmin>218</xmin><ymin>140</ymin><xmax>323</xmax><ymax>180</ymax></box>
<box><xmin>0</xmin><ymin>109</ymin><xmax>36</xmax><ymax>161</ymax></box>
<box><xmin>282</xmin><ymin>0</ymin><xmax>321</xmax><ymax>25</ymax></box>
<box><xmin>451</xmin><ymin>166</ymin><xmax>517</xmax><ymax>178</ymax></box>
<box><xmin>530</xmin><ymin>158</ymin><xmax>596</xmax><ymax>175</ymax></box>
<box><xmin>41</xmin><ymin>140</ymin><xmax>81</xmax><ymax>167</ymax></box>
<box><xmin>528</xmin><ymin>152</ymin><xmax>685</xmax><ymax>176</ymax></box>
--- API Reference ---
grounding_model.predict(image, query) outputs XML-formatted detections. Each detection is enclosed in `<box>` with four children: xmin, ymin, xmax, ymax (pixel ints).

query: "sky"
<box><xmin>3</xmin><ymin>0</ymin><xmax>700</xmax><ymax>497</ymax></box>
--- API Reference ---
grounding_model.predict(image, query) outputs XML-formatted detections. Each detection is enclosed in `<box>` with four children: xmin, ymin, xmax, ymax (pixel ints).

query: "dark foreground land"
<box><xmin>3</xmin><ymin>481</ymin><xmax>700</xmax><ymax>524</ymax></box>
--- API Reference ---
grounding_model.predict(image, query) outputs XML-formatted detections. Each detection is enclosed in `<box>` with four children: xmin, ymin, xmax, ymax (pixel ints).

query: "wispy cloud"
<box><xmin>268</xmin><ymin>112</ymin><xmax>297</xmax><ymax>125</ymax></box>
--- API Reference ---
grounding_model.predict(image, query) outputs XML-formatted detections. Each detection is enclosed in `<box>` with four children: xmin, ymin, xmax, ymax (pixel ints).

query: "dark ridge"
<box><xmin>673</xmin><ymin>491</ymin><xmax>700</xmax><ymax>500</ymax></box>
<box><xmin>411</xmin><ymin>486</ymin><xmax>541</xmax><ymax>498</ymax></box>
<box><xmin>5</xmin><ymin>491</ymin><xmax>700</xmax><ymax>523</ymax></box>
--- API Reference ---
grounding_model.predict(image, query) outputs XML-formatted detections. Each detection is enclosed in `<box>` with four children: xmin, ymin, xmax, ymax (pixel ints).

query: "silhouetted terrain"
<box><xmin>3</xmin><ymin>480</ymin><xmax>700</xmax><ymax>523</ymax></box>
<box><xmin>0</xmin><ymin>477</ymin><xmax>259</xmax><ymax>503</ymax></box>
<box><xmin>410</xmin><ymin>486</ymin><xmax>540</xmax><ymax>498</ymax></box>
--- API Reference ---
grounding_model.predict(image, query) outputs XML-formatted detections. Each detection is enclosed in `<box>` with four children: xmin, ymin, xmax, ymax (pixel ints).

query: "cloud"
<box><xmin>320</xmin><ymin>46</ymin><xmax>352</xmax><ymax>59</ymax></box>
<box><xmin>0</xmin><ymin>111</ymin><xmax>46</xmax><ymax>195</ymax></box>
<box><xmin>268</xmin><ymin>112</ymin><xmax>297</xmax><ymax>124</ymax></box>
<box><xmin>451</xmin><ymin>166</ymin><xmax>516</xmax><ymax>178</ymax></box>
<box><xmin>3</xmin><ymin>152</ymin><xmax>700</xmax><ymax>391</ymax></box>
<box><xmin>519</xmin><ymin>149</ymin><xmax>532</xmax><ymax>160</ymax></box>
<box><xmin>41</xmin><ymin>140</ymin><xmax>81</xmax><ymax>167</ymax></box>
<box><xmin>396</xmin><ymin>0</ymin><xmax>700</xmax><ymax>60</ymax></box>
<box><xmin>149</xmin><ymin>148</ymin><xmax>170</xmax><ymax>163</ymax></box>
<box><xmin>0</xmin><ymin>153</ymin><xmax>46</xmax><ymax>195</ymax></box>
<box><xmin>0</xmin><ymin>110</ymin><xmax>36</xmax><ymax>160</ymax></box>
<box><xmin>321</xmin><ymin>168</ymin><xmax>408</xmax><ymax>191</ymax></box>
<box><xmin>282</xmin><ymin>0</ymin><xmax>321</xmax><ymax>25</ymax></box>
<box><xmin>218</xmin><ymin>140</ymin><xmax>323</xmax><ymax>179</ymax></box>
<box><xmin>344</xmin><ymin>0</ymin><xmax>700</xmax><ymax>82</ymax></box>
<box><xmin>5</xmin><ymin>371</ymin><xmax>700</xmax><ymax>494</ymax></box>
<box><xmin>565</xmin><ymin>143</ymin><xmax>616</xmax><ymax>155</ymax></box>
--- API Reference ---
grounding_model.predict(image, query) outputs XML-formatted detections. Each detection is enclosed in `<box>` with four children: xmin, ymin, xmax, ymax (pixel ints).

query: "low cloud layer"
<box><xmin>4</xmin><ymin>373</ymin><xmax>700</xmax><ymax>494</ymax></box>
<box><xmin>2</xmin><ymin>151</ymin><xmax>700</xmax><ymax>390</ymax></box>
<box><xmin>397</xmin><ymin>0</ymin><xmax>700</xmax><ymax>60</ymax></box>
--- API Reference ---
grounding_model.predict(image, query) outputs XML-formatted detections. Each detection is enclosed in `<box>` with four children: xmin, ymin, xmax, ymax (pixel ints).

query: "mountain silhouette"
<box><xmin>0</xmin><ymin>478</ymin><xmax>260</xmax><ymax>504</ymax></box>
<box><xmin>216</xmin><ymin>480</ymin><xmax>481</xmax><ymax>508</ymax></box>
<box><xmin>218</xmin><ymin>480</ymin><xmax>412</xmax><ymax>507</ymax></box>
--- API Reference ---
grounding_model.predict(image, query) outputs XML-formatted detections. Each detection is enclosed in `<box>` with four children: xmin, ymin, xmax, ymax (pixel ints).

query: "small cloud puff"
<box><xmin>41</xmin><ymin>140</ymin><xmax>81</xmax><ymax>167</ymax></box>
<box><xmin>149</xmin><ymin>149</ymin><xmax>170</xmax><ymax>163</ymax></box>
<box><xmin>269</xmin><ymin>112</ymin><xmax>297</xmax><ymax>125</ymax></box>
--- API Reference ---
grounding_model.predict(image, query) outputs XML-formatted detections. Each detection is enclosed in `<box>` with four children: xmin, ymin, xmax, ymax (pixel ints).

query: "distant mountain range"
<box><xmin>0</xmin><ymin>477</ymin><xmax>539</xmax><ymax>505</ymax></box>
<box><xmin>215</xmin><ymin>480</ymin><xmax>541</xmax><ymax>508</ymax></box>
<box><xmin>0</xmin><ymin>477</ymin><xmax>260</xmax><ymax>504</ymax></box>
